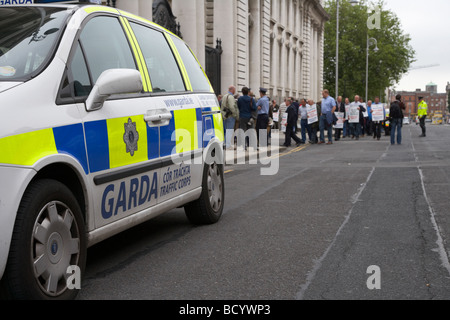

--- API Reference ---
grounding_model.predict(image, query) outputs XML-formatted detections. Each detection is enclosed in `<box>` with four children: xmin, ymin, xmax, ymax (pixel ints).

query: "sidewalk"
<box><xmin>224</xmin><ymin>131</ymin><xmax>288</xmax><ymax>165</ymax></box>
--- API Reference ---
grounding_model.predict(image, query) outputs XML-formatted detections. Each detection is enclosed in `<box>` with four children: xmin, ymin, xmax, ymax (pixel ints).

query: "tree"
<box><xmin>323</xmin><ymin>0</ymin><xmax>415</xmax><ymax>101</ymax></box>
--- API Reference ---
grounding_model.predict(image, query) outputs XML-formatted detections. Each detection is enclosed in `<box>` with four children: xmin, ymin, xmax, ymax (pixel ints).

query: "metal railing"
<box><xmin>106</xmin><ymin>0</ymin><xmax>116</xmax><ymax>7</ymax></box>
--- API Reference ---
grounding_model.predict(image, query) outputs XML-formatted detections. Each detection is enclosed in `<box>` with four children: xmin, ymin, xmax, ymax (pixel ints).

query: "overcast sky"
<box><xmin>382</xmin><ymin>0</ymin><xmax>450</xmax><ymax>93</ymax></box>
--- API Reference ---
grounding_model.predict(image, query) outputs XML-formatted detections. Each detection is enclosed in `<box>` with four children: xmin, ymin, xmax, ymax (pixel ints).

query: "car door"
<box><xmin>125</xmin><ymin>19</ymin><xmax>205</xmax><ymax>204</ymax></box>
<box><xmin>66</xmin><ymin>13</ymin><xmax>162</xmax><ymax>229</ymax></box>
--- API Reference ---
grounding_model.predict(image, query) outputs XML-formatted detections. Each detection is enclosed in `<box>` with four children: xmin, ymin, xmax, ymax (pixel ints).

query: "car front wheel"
<box><xmin>1</xmin><ymin>179</ymin><xmax>86</xmax><ymax>300</ymax></box>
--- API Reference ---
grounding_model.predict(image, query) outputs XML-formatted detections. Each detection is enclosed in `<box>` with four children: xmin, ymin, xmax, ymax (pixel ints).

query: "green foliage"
<box><xmin>323</xmin><ymin>0</ymin><xmax>415</xmax><ymax>101</ymax></box>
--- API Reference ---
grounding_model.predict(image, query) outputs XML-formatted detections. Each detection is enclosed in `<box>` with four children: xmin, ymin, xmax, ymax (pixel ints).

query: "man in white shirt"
<box><xmin>349</xmin><ymin>95</ymin><xmax>365</xmax><ymax>140</ymax></box>
<box><xmin>299</xmin><ymin>99</ymin><xmax>312</xmax><ymax>143</ymax></box>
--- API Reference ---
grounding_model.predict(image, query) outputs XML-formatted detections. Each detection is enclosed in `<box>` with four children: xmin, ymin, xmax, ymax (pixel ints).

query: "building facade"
<box><xmin>108</xmin><ymin>0</ymin><xmax>329</xmax><ymax>103</ymax></box>
<box><xmin>397</xmin><ymin>82</ymin><xmax>448</xmax><ymax>117</ymax></box>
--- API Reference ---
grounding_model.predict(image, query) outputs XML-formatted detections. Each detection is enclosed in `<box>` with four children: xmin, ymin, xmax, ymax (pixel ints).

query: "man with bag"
<box><xmin>221</xmin><ymin>85</ymin><xmax>239</xmax><ymax>149</ymax></box>
<box><xmin>319</xmin><ymin>89</ymin><xmax>337</xmax><ymax>145</ymax></box>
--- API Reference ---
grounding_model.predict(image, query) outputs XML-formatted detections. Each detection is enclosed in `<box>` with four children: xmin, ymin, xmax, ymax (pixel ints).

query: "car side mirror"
<box><xmin>85</xmin><ymin>69</ymin><xmax>143</xmax><ymax>112</ymax></box>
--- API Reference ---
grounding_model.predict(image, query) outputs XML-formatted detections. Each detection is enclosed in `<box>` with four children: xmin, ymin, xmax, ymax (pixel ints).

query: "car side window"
<box><xmin>79</xmin><ymin>16</ymin><xmax>137</xmax><ymax>84</ymax></box>
<box><xmin>169</xmin><ymin>35</ymin><xmax>212</xmax><ymax>93</ymax></box>
<box><xmin>71</xmin><ymin>42</ymin><xmax>92</xmax><ymax>97</ymax></box>
<box><xmin>129</xmin><ymin>22</ymin><xmax>185</xmax><ymax>93</ymax></box>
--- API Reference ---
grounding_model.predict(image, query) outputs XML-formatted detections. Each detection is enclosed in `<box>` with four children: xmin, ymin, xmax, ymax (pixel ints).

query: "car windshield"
<box><xmin>0</xmin><ymin>6</ymin><xmax>71</xmax><ymax>81</ymax></box>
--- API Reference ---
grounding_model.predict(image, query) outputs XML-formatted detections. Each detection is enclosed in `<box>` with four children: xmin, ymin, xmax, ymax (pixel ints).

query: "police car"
<box><xmin>0</xmin><ymin>3</ymin><xmax>225</xmax><ymax>299</ymax></box>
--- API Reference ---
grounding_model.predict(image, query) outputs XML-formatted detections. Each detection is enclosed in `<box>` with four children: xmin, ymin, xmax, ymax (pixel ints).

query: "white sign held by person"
<box><xmin>371</xmin><ymin>104</ymin><xmax>385</xmax><ymax>122</ymax></box>
<box><xmin>273</xmin><ymin>111</ymin><xmax>279</xmax><ymax>123</ymax></box>
<box><xmin>349</xmin><ymin>105</ymin><xmax>360</xmax><ymax>124</ymax></box>
<box><xmin>345</xmin><ymin>104</ymin><xmax>351</xmax><ymax>120</ymax></box>
<box><xmin>361</xmin><ymin>103</ymin><xmax>368</xmax><ymax>118</ymax></box>
<box><xmin>281</xmin><ymin>113</ymin><xmax>288</xmax><ymax>133</ymax></box>
<box><xmin>334</xmin><ymin>112</ymin><xmax>344</xmax><ymax>129</ymax></box>
<box><xmin>307</xmin><ymin>104</ymin><xmax>318</xmax><ymax>125</ymax></box>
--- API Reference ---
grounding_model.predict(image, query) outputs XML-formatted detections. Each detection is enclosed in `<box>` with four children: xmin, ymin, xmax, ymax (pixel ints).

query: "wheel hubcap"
<box><xmin>207</xmin><ymin>163</ymin><xmax>222</xmax><ymax>212</ymax></box>
<box><xmin>32</xmin><ymin>201</ymin><xmax>80</xmax><ymax>297</ymax></box>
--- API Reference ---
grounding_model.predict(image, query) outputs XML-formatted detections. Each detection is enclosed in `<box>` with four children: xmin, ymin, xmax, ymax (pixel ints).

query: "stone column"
<box><xmin>214</xmin><ymin>0</ymin><xmax>237</xmax><ymax>94</ymax></box>
<box><xmin>172</xmin><ymin>0</ymin><xmax>206</xmax><ymax>66</ymax></box>
<box><xmin>249</xmin><ymin>0</ymin><xmax>261</xmax><ymax>92</ymax></box>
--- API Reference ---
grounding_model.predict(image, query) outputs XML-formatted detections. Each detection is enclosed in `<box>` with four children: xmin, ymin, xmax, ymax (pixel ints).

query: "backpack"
<box><xmin>390</xmin><ymin>101</ymin><xmax>402</xmax><ymax>119</ymax></box>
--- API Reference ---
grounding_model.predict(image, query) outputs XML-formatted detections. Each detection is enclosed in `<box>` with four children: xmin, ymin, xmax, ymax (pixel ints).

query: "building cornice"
<box><xmin>306</xmin><ymin>0</ymin><xmax>330</xmax><ymax>22</ymax></box>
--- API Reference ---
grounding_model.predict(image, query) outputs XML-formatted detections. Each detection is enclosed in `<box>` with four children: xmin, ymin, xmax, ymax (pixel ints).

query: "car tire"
<box><xmin>1</xmin><ymin>179</ymin><xmax>86</xmax><ymax>300</ymax></box>
<box><xmin>184</xmin><ymin>162</ymin><xmax>224</xmax><ymax>225</ymax></box>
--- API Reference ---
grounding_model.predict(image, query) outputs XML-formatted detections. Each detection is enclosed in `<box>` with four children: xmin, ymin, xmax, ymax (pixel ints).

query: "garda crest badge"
<box><xmin>123</xmin><ymin>118</ymin><xmax>139</xmax><ymax>156</ymax></box>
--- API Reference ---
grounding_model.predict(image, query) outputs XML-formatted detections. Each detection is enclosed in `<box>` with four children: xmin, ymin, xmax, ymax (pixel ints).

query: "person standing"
<box><xmin>299</xmin><ymin>99</ymin><xmax>312</xmax><ymax>143</ymax></box>
<box><xmin>221</xmin><ymin>85</ymin><xmax>239</xmax><ymax>149</ymax></box>
<box><xmin>349</xmin><ymin>95</ymin><xmax>365</xmax><ymax>140</ymax></box>
<box><xmin>256</xmin><ymin>87</ymin><xmax>270</xmax><ymax>147</ymax></box>
<box><xmin>334</xmin><ymin>96</ymin><xmax>346</xmax><ymax>141</ymax></box>
<box><xmin>343</xmin><ymin>97</ymin><xmax>350</xmax><ymax>138</ymax></box>
<box><xmin>319</xmin><ymin>89</ymin><xmax>337</xmax><ymax>145</ymax></box>
<box><xmin>308</xmin><ymin>100</ymin><xmax>321</xmax><ymax>144</ymax></box>
<box><xmin>390</xmin><ymin>94</ymin><xmax>404</xmax><ymax>145</ymax></box>
<box><xmin>418</xmin><ymin>96</ymin><xmax>428</xmax><ymax>137</ymax></box>
<box><xmin>371</xmin><ymin>96</ymin><xmax>384</xmax><ymax>141</ymax></box>
<box><xmin>271</xmin><ymin>99</ymin><xmax>280</xmax><ymax>130</ymax></box>
<box><xmin>283</xmin><ymin>98</ymin><xmax>303</xmax><ymax>147</ymax></box>
<box><xmin>279</xmin><ymin>98</ymin><xmax>287</xmax><ymax>129</ymax></box>
<box><xmin>366</xmin><ymin>100</ymin><xmax>373</xmax><ymax>137</ymax></box>
<box><xmin>237</xmin><ymin>87</ymin><xmax>257</xmax><ymax>149</ymax></box>
<box><xmin>359</xmin><ymin>98</ymin><xmax>367</xmax><ymax>137</ymax></box>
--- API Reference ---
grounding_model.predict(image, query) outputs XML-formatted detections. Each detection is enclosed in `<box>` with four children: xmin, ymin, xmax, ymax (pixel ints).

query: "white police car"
<box><xmin>0</xmin><ymin>3</ymin><xmax>224</xmax><ymax>300</ymax></box>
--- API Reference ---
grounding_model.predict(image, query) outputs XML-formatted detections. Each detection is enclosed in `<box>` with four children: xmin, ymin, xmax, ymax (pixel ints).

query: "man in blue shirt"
<box><xmin>256</xmin><ymin>88</ymin><xmax>270</xmax><ymax>147</ymax></box>
<box><xmin>365</xmin><ymin>100</ymin><xmax>373</xmax><ymax>136</ymax></box>
<box><xmin>319</xmin><ymin>89</ymin><xmax>337</xmax><ymax>144</ymax></box>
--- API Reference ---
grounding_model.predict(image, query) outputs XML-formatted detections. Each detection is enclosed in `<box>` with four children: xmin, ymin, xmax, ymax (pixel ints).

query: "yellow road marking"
<box><xmin>271</xmin><ymin>144</ymin><xmax>310</xmax><ymax>160</ymax></box>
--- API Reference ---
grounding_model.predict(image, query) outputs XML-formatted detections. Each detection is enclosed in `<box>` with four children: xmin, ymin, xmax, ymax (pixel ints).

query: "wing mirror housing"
<box><xmin>85</xmin><ymin>69</ymin><xmax>143</xmax><ymax>112</ymax></box>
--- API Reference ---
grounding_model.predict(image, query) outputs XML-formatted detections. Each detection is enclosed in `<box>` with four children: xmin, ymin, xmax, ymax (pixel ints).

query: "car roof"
<box><xmin>5</xmin><ymin>3</ymin><xmax>176</xmax><ymax>37</ymax></box>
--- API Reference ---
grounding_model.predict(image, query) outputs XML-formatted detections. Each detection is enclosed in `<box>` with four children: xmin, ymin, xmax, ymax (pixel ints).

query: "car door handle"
<box><xmin>144</xmin><ymin>113</ymin><xmax>172</xmax><ymax>122</ymax></box>
<box><xmin>145</xmin><ymin>109</ymin><xmax>172</xmax><ymax>127</ymax></box>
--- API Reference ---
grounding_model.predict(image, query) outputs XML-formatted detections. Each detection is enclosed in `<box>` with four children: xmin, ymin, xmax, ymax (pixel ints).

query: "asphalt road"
<box><xmin>78</xmin><ymin>124</ymin><xmax>450</xmax><ymax>300</ymax></box>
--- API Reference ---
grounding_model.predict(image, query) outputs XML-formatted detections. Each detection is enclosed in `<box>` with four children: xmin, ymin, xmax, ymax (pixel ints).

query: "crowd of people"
<box><xmin>218</xmin><ymin>85</ymin><xmax>429</xmax><ymax>150</ymax></box>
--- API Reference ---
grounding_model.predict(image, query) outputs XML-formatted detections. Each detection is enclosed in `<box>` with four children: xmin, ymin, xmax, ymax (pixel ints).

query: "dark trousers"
<box><xmin>420</xmin><ymin>116</ymin><xmax>427</xmax><ymax>135</ymax></box>
<box><xmin>300</xmin><ymin>119</ymin><xmax>312</xmax><ymax>142</ymax></box>
<box><xmin>366</xmin><ymin>119</ymin><xmax>373</xmax><ymax>135</ymax></box>
<box><xmin>319</xmin><ymin>115</ymin><xmax>333</xmax><ymax>143</ymax></box>
<box><xmin>350</xmin><ymin>122</ymin><xmax>361</xmax><ymax>138</ymax></box>
<box><xmin>391</xmin><ymin>118</ymin><xmax>403</xmax><ymax>145</ymax></box>
<box><xmin>256</xmin><ymin>114</ymin><xmax>269</xmax><ymax>146</ymax></box>
<box><xmin>239</xmin><ymin>117</ymin><xmax>252</xmax><ymax>148</ymax></box>
<box><xmin>372</xmin><ymin>121</ymin><xmax>383</xmax><ymax>139</ymax></box>
<box><xmin>284</xmin><ymin>122</ymin><xmax>302</xmax><ymax>146</ymax></box>
<box><xmin>311</xmin><ymin>126</ymin><xmax>319</xmax><ymax>144</ymax></box>
<box><xmin>335</xmin><ymin>128</ymin><xmax>342</xmax><ymax>141</ymax></box>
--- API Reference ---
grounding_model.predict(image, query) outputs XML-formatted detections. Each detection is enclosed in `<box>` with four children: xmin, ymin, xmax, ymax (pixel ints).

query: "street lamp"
<box><xmin>366</xmin><ymin>36</ymin><xmax>379</xmax><ymax>102</ymax></box>
<box><xmin>336</xmin><ymin>0</ymin><xmax>359</xmax><ymax>100</ymax></box>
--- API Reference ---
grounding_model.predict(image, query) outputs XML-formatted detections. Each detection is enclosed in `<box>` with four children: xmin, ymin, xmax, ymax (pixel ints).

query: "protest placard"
<box><xmin>307</xmin><ymin>105</ymin><xmax>318</xmax><ymax>125</ymax></box>
<box><xmin>334</xmin><ymin>112</ymin><xmax>344</xmax><ymax>129</ymax></box>
<box><xmin>371</xmin><ymin>104</ymin><xmax>385</xmax><ymax>122</ymax></box>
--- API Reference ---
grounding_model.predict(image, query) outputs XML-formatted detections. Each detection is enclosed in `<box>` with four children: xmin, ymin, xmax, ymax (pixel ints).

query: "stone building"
<box><xmin>106</xmin><ymin>0</ymin><xmax>329</xmax><ymax>102</ymax></box>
